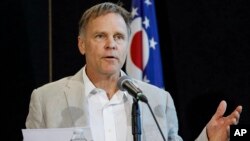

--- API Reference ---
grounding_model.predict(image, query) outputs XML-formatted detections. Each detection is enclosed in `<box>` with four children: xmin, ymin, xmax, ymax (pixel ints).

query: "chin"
<box><xmin>103</xmin><ymin>67</ymin><xmax>120</xmax><ymax>75</ymax></box>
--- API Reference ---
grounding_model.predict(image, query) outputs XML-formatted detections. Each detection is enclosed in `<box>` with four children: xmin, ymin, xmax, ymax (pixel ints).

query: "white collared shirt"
<box><xmin>83</xmin><ymin>67</ymin><xmax>130</xmax><ymax>141</ymax></box>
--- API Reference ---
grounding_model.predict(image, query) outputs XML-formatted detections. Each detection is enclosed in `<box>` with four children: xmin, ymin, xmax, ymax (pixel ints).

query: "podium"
<box><xmin>22</xmin><ymin>127</ymin><xmax>93</xmax><ymax>141</ymax></box>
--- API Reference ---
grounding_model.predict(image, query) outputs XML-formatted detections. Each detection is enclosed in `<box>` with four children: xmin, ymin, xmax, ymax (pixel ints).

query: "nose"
<box><xmin>105</xmin><ymin>37</ymin><xmax>117</xmax><ymax>49</ymax></box>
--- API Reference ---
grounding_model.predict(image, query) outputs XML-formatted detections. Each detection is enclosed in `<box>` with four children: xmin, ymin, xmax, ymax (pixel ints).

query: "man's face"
<box><xmin>78</xmin><ymin>13</ymin><xmax>129</xmax><ymax>76</ymax></box>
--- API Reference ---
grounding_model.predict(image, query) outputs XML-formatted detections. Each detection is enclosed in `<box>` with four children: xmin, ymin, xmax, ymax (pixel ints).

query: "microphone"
<box><xmin>117</xmin><ymin>76</ymin><xmax>148</xmax><ymax>103</ymax></box>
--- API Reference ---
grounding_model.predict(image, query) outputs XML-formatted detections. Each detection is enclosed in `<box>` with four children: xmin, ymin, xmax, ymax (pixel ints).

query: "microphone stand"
<box><xmin>132</xmin><ymin>99</ymin><xmax>141</xmax><ymax>141</ymax></box>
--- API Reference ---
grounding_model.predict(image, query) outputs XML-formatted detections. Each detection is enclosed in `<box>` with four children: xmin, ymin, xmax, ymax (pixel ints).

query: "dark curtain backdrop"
<box><xmin>3</xmin><ymin>0</ymin><xmax>250</xmax><ymax>141</ymax></box>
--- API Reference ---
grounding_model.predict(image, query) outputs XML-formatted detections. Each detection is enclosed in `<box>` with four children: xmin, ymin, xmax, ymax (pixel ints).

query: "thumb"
<box><xmin>213</xmin><ymin>100</ymin><xmax>227</xmax><ymax>119</ymax></box>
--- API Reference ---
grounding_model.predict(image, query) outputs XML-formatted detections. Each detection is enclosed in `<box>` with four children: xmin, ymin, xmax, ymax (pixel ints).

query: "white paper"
<box><xmin>22</xmin><ymin>127</ymin><xmax>93</xmax><ymax>141</ymax></box>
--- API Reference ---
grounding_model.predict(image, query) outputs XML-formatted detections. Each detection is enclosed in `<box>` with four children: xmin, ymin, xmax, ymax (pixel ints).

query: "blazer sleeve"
<box><xmin>195</xmin><ymin>127</ymin><xmax>209</xmax><ymax>141</ymax></box>
<box><xmin>25</xmin><ymin>89</ymin><xmax>46</xmax><ymax>128</ymax></box>
<box><xmin>165</xmin><ymin>91</ymin><xmax>183</xmax><ymax>141</ymax></box>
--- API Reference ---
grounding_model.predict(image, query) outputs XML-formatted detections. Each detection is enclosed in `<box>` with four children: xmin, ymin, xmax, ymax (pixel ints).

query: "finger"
<box><xmin>236</xmin><ymin>105</ymin><xmax>243</xmax><ymax>114</ymax></box>
<box><xmin>232</xmin><ymin>106</ymin><xmax>242</xmax><ymax>124</ymax></box>
<box><xmin>213</xmin><ymin>100</ymin><xmax>227</xmax><ymax>119</ymax></box>
<box><xmin>226</xmin><ymin>105</ymin><xmax>243</xmax><ymax>125</ymax></box>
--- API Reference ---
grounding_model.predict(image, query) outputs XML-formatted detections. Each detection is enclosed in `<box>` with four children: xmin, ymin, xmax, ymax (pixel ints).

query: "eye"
<box><xmin>95</xmin><ymin>34</ymin><xmax>105</xmax><ymax>39</ymax></box>
<box><xmin>114</xmin><ymin>34</ymin><xmax>125</xmax><ymax>41</ymax></box>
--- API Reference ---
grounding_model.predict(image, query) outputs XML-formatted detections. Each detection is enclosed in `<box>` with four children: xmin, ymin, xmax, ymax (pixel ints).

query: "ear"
<box><xmin>78</xmin><ymin>36</ymin><xmax>85</xmax><ymax>55</ymax></box>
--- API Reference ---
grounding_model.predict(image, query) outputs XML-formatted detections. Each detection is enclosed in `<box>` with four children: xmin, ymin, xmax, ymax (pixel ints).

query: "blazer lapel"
<box><xmin>64</xmin><ymin>68</ymin><xmax>90</xmax><ymax>128</ymax></box>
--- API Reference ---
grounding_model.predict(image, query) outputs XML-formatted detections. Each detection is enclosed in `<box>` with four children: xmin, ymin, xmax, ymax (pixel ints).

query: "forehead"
<box><xmin>86</xmin><ymin>13</ymin><xmax>128</xmax><ymax>33</ymax></box>
<box><xmin>89</xmin><ymin>13</ymin><xmax>125</xmax><ymax>26</ymax></box>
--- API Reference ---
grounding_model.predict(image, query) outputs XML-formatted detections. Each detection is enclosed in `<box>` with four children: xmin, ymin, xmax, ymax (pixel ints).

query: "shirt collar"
<box><xmin>83</xmin><ymin>66</ymin><xmax>96</xmax><ymax>98</ymax></box>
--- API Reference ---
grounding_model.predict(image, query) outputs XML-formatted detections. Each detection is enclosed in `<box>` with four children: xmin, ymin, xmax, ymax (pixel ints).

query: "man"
<box><xmin>25</xmin><ymin>2</ymin><xmax>242</xmax><ymax>141</ymax></box>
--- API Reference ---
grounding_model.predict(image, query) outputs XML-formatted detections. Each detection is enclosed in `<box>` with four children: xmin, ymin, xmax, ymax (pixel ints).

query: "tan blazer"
<box><xmin>26</xmin><ymin>68</ymin><xmax>207</xmax><ymax>141</ymax></box>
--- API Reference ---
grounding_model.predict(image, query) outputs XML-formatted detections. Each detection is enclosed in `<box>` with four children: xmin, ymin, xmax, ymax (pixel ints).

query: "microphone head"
<box><xmin>117</xmin><ymin>75</ymin><xmax>148</xmax><ymax>103</ymax></box>
<box><xmin>117</xmin><ymin>75</ymin><xmax>131</xmax><ymax>91</ymax></box>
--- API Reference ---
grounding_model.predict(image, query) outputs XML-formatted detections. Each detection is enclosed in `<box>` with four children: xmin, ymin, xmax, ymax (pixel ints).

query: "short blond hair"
<box><xmin>78</xmin><ymin>2</ymin><xmax>132</xmax><ymax>36</ymax></box>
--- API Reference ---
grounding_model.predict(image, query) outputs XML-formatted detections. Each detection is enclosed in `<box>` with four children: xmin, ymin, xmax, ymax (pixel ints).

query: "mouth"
<box><xmin>104</xmin><ymin>55</ymin><xmax>117</xmax><ymax>59</ymax></box>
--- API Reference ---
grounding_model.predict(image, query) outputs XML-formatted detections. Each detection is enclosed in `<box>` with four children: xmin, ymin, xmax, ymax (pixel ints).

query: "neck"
<box><xmin>86</xmin><ymin>68</ymin><xmax>120</xmax><ymax>99</ymax></box>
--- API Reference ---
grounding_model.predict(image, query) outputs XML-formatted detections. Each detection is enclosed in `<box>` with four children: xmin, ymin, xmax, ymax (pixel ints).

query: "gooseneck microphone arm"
<box><xmin>117</xmin><ymin>76</ymin><xmax>166</xmax><ymax>141</ymax></box>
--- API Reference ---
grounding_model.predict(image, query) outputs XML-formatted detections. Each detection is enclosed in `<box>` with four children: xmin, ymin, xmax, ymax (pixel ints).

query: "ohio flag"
<box><xmin>126</xmin><ymin>0</ymin><xmax>164</xmax><ymax>88</ymax></box>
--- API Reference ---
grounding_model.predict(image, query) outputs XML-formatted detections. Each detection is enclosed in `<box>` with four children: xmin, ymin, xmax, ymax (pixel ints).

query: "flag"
<box><xmin>126</xmin><ymin>0</ymin><xmax>164</xmax><ymax>88</ymax></box>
